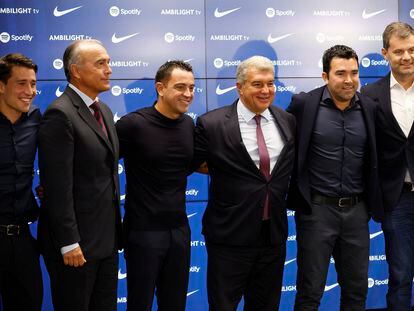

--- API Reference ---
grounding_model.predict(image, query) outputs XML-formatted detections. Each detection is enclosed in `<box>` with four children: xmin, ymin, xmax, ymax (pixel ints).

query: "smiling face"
<box><xmin>0</xmin><ymin>66</ymin><xmax>36</xmax><ymax>123</ymax></box>
<box><xmin>155</xmin><ymin>68</ymin><xmax>195</xmax><ymax>119</ymax></box>
<box><xmin>70</xmin><ymin>43</ymin><xmax>112</xmax><ymax>99</ymax></box>
<box><xmin>322</xmin><ymin>57</ymin><xmax>359</xmax><ymax>107</ymax></box>
<box><xmin>382</xmin><ymin>34</ymin><xmax>414</xmax><ymax>81</ymax></box>
<box><xmin>237</xmin><ymin>67</ymin><xmax>275</xmax><ymax>114</ymax></box>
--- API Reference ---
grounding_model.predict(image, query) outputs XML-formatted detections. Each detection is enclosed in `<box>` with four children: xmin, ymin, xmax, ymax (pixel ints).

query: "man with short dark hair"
<box><xmin>38</xmin><ymin>39</ymin><xmax>121</xmax><ymax>311</ymax></box>
<box><xmin>361</xmin><ymin>22</ymin><xmax>414</xmax><ymax>311</ymax></box>
<box><xmin>287</xmin><ymin>45</ymin><xmax>381</xmax><ymax>311</ymax></box>
<box><xmin>194</xmin><ymin>55</ymin><xmax>295</xmax><ymax>310</ymax></box>
<box><xmin>116</xmin><ymin>60</ymin><xmax>195</xmax><ymax>311</ymax></box>
<box><xmin>0</xmin><ymin>53</ymin><xmax>42</xmax><ymax>310</ymax></box>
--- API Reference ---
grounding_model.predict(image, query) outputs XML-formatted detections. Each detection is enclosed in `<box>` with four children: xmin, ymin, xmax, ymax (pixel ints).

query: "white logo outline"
<box><xmin>187</xmin><ymin>212</ymin><xmax>197</xmax><ymax>218</ymax></box>
<box><xmin>362</xmin><ymin>9</ymin><xmax>386</xmax><ymax>19</ymax></box>
<box><xmin>118</xmin><ymin>269</ymin><xmax>126</xmax><ymax>279</ymax></box>
<box><xmin>324</xmin><ymin>283</ymin><xmax>339</xmax><ymax>292</ymax></box>
<box><xmin>53</xmin><ymin>5</ymin><xmax>83</xmax><ymax>17</ymax></box>
<box><xmin>369</xmin><ymin>230</ymin><xmax>383</xmax><ymax>239</ymax></box>
<box><xmin>216</xmin><ymin>84</ymin><xmax>236</xmax><ymax>95</ymax></box>
<box><xmin>284</xmin><ymin>258</ymin><xmax>296</xmax><ymax>266</ymax></box>
<box><xmin>55</xmin><ymin>87</ymin><xmax>64</xmax><ymax>97</ymax></box>
<box><xmin>214</xmin><ymin>7</ymin><xmax>241</xmax><ymax>18</ymax></box>
<box><xmin>112</xmin><ymin>32</ymin><xmax>140</xmax><ymax>44</ymax></box>
<box><xmin>267</xmin><ymin>33</ymin><xmax>293</xmax><ymax>44</ymax></box>
<box><xmin>187</xmin><ymin>289</ymin><xmax>199</xmax><ymax>297</ymax></box>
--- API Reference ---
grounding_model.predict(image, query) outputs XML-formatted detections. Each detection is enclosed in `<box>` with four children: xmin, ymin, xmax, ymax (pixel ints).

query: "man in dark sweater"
<box><xmin>116</xmin><ymin>60</ymin><xmax>195</xmax><ymax>311</ymax></box>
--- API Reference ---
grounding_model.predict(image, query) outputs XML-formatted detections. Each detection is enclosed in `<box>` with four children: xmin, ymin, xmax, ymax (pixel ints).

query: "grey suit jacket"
<box><xmin>38</xmin><ymin>86</ymin><xmax>121</xmax><ymax>260</ymax></box>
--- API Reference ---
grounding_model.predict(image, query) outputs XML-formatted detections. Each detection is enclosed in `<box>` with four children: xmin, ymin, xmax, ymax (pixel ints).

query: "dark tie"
<box><xmin>254</xmin><ymin>115</ymin><xmax>270</xmax><ymax>219</ymax></box>
<box><xmin>90</xmin><ymin>101</ymin><xmax>108</xmax><ymax>138</ymax></box>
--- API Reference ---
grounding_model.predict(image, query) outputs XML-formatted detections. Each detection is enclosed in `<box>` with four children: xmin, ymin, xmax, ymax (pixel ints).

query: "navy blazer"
<box><xmin>194</xmin><ymin>100</ymin><xmax>296</xmax><ymax>246</ymax></box>
<box><xmin>287</xmin><ymin>86</ymin><xmax>383</xmax><ymax>221</ymax></box>
<box><xmin>361</xmin><ymin>74</ymin><xmax>414</xmax><ymax>215</ymax></box>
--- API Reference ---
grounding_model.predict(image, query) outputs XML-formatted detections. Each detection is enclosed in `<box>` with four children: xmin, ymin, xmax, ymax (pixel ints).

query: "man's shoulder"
<box><xmin>361</xmin><ymin>75</ymin><xmax>389</xmax><ymax>94</ymax></box>
<box><xmin>199</xmin><ymin>103</ymin><xmax>234</xmax><ymax>121</ymax></box>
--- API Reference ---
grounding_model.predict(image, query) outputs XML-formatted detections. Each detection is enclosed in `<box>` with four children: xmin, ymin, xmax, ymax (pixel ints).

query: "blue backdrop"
<box><xmin>1</xmin><ymin>0</ymin><xmax>413</xmax><ymax>309</ymax></box>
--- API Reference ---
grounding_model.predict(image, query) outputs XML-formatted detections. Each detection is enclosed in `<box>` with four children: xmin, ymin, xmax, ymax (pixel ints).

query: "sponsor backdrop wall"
<box><xmin>0</xmin><ymin>0</ymin><xmax>413</xmax><ymax>310</ymax></box>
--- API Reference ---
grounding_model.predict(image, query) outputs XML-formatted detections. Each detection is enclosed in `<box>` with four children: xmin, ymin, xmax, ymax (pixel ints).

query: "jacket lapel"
<box><xmin>65</xmin><ymin>87</ymin><xmax>115</xmax><ymax>155</ymax></box>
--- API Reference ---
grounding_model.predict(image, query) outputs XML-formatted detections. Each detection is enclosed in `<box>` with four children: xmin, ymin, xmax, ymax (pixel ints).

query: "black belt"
<box><xmin>402</xmin><ymin>182</ymin><xmax>414</xmax><ymax>192</ymax></box>
<box><xmin>311</xmin><ymin>193</ymin><xmax>363</xmax><ymax>208</ymax></box>
<box><xmin>0</xmin><ymin>224</ymin><xmax>28</xmax><ymax>236</ymax></box>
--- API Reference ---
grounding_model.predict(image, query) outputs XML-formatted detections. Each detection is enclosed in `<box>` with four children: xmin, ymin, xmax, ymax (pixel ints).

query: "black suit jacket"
<box><xmin>38</xmin><ymin>86</ymin><xmax>121</xmax><ymax>261</ymax></box>
<box><xmin>361</xmin><ymin>74</ymin><xmax>414</xmax><ymax>214</ymax></box>
<box><xmin>287</xmin><ymin>86</ymin><xmax>383</xmax><ymax>221</ymax></box>
<box><xmin>194</xmin><ymin>100</ymin><xmax>296</xmax><ymax>246</ymax></box>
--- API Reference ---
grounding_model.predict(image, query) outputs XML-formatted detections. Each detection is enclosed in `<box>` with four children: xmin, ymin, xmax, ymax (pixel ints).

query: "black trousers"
<box><xmin>294</xmin><ymin>199</ymin><xmax>369</xmax><ymax>311</ymax></box>
<box><xmin>206</xmin><ymin>221</ymin><xmax>286</xmax><ymax>311</ymax></box>
<box><xmin>0</xmin><ymin>227</ymin><xmax>43</xmax><ymax>311</ymax></box>
<box><xmin>45</xmin><ymin>251</ymin><xmax>118</xmax><ymax>311</ymax></box>
<box><xmin>125</xmin><ymin>225</ymin><xmax>191</xmax><ymax>311</ymax></box>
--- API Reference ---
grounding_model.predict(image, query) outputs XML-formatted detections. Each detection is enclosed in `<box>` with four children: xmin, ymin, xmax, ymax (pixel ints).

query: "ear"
<box><xmin>0</xmin><ymin>81</ymin><xmax>5</xmax><ymax>95</ymax></box>
<box><xmin>236</xmin><ymin>82</ymin><xmax>243</xmax><ymax>96</ymax></box>
<box><xmin>155</xmin><ymin>82</ymin><xmax>164</xmax><ymax>97</ymax></box>
<box><xmin>70</xmin><ymin>63</ymin><xmax>81</xmax><ymax>80</ymax></box>
<box><xmin>322</xmin><ymin>72</ymin><xmax>328</xmax><ymax>83</ymax></box>
<box><xmin>381</xmin><ymin>47</ymin><xmax>389</xmax><ymax>61</ymax></box>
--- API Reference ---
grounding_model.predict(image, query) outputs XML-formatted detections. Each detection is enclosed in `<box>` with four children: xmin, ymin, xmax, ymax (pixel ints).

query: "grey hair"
<box><xmin>236</xmin><ymin>55</ymin><xmax>275</xmax><ymax>84</ymax></box>
<box><xmin>63</xmin><ymin>39</ymin><xmax>104</xmax><ymax>82</ymax></box>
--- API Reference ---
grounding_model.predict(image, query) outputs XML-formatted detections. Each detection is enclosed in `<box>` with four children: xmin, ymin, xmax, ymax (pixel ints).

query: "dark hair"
<box><xmin>322</xmin><ymin>45</ymin><xmax>358</xmax><ymax>74</ymax></box>
<box><xmin>63</xmin><ymin>39</ymin><xmax>103</xmax><ymax>82</ymax></box>
<box><xmin>383</xmin><ymin>22</ymin><xmax>414</xmax><ymax>50</ymax></box>
<box><xmin>0</xmin><ymin>53</ymin><xmax>37</xmax><ymax>84</ymax></box>
<box><xmin>155</xmin><ymin>60</ymin><xmax>193</xmax><ymax>84</ymax></box>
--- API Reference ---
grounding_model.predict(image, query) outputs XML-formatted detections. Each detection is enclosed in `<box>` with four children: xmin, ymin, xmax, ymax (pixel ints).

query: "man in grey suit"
<box><xmin>38</xmin><ymin>39</ymin><xmax>121</xmax><ymax>311</ymax></box>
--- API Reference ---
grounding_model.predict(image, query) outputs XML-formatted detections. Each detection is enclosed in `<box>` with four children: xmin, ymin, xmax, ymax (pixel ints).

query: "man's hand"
<box><xmin>63</xmin><ymin>246</ymin><xmax>86</xmax><ymax>267</ymax></box>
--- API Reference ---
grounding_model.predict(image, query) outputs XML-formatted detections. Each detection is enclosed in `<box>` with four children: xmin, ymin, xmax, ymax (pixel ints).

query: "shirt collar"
<box><xmin>68</xmin><ymin>83</ymin><xmax>98</xmax><ymax>108</ymax></box>
<box><xmin>237</xmin><ymin>99</ymin><xmax>271</xmax><ymax>123</ymax></box>
<box><xmin>389</xmin><ymin>72</ymin><xmax>414</xmax><ymax>90</ymax></box>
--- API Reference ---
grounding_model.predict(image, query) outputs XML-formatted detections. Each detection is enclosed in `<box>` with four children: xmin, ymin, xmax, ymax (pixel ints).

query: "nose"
<box><xmin>261</xmin><ymin>84</ymin><xmax>270</xmax><ymax>93</ymax></box>
<box><xmin>402</xmin><ymin>50</ymin><xmax>411</xmax><ymax>60</ymax></box>
<box><xmin>105</xmin><ymin>63</ymin><xmax>112</xmax><ymax>75</ymax></box>
<box><xmin>183</xmin><ymin>87</ymin><xmax>192</xmax><ymax>97</ymax></box>
<box><xmin>25</xmin><ymin>83</ymin><xmax>36</xmax><ymax>96</ymax></box>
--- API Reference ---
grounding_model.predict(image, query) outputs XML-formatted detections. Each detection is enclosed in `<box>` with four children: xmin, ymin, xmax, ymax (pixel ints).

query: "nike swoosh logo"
<box><xmin>187</xmin><ymin>212</ymin><xmax>197</xmax><ymax>218</ymax></box>
<box><xmin>267</xmin><ymin>33</ymin><xmax>293</xmax><ymax>44</ymax></box>
<box><xmin>362</xmin><ymin>9</ymin><xmax>386</xmax><ymax>19</ymax></box>
<box><xmin>113</xmin><ymin>112</ymin><xmax>121</xmax><ymax>123</ymax></box>
<box><xmin>53</xmin><ymin>5</ymin><xmax>83</xmax><ymax>17</ymax></box>
<box><xmin>216</xmin><ymin>85</ymin><xmax>236</xmax><ymax>95</ymax></box>
<box><xmin>324</xmin><ymin>283</ymin><xmax>339</xmax><ymax>292</ymax></box>
<box><xmin>184</xmin><ymin>58</ymin><xmax>194</xmax><ymax>63</ymax></box>
<box><xmin>284</xmin><ymin>258</ymin><xmax>296</xmax><ymax>266</ymax></box>
<box><xmin>118</xmin><ymin>269</ymin><xmax>126</xmax><ymax>279</ymax></box>
<box><xmin>187</xmin><ymin>289</ymin><xmax>199</xmax><ymax>297</ymax></box>
<box><xmin>214</xmin><ymin>7</ymin><xmax>241</xmax><ymax>18</ymax></box>
<box><xmin>370</xmin><ymin>230</ymin><xmax>383</xmax><ymax>239</ymax></box>
<box><xmin>112</xmin><ymin>32</ymin><xmax>139</xmax><ymax>44</ymax></box>
<box><xmin>120</xmin><ymin>194</ymin><xmax>125</xmax><ymax>201</ymax></box>
<box><xmin>55</xmin><ymin>87</ymin><xmax>63</xmax><ymax>97</ymax></box>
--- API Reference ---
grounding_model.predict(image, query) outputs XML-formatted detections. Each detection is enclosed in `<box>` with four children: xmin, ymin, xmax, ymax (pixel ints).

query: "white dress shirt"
<box><xmin>390</xmin><ymin>73</ymin><xmax>414</xmax><ymax>182</ymax></box>
<box><xmin>237</xmin><ymin>100</ymin><xmax>285</xmax><ymax>172</ymax></box>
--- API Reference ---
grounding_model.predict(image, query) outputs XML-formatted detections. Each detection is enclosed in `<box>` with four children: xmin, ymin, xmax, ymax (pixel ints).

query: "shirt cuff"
<box><xmin>61</xmin><ymin>243</ymin><xmax>80</xmax><ymax>255</ymax></box>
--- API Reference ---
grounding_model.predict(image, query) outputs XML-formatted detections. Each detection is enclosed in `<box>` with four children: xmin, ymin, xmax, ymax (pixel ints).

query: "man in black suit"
<box><xmin>287</xmin><ymin>45</ymin><xmax>381</xmax><ymax>311</ymax></box>
<box><xmin>194</xmin><ymin>55</ymin><xmax>296</xmax><ymax>310</ymax></box>
<box><xmin>361</xmin><ymin>22</ymin><xmax>414</xmax><ymax>311</ymax></box>
<box><xmin>38</xmin><ymin>40</ymin><xmax>121</xmax><ymax>311</ymax></box>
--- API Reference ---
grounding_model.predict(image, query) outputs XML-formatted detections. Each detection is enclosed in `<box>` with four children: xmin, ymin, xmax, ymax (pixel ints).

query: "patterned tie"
<box><xmin>254</xmin><ymin>115</ymin><xmax>270</xmax><ymax>219</ymax></box>
<box><xmin>90</xmin><ymin>101</ymin><xmax>108</xmax><ymax>138</ymax></box>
